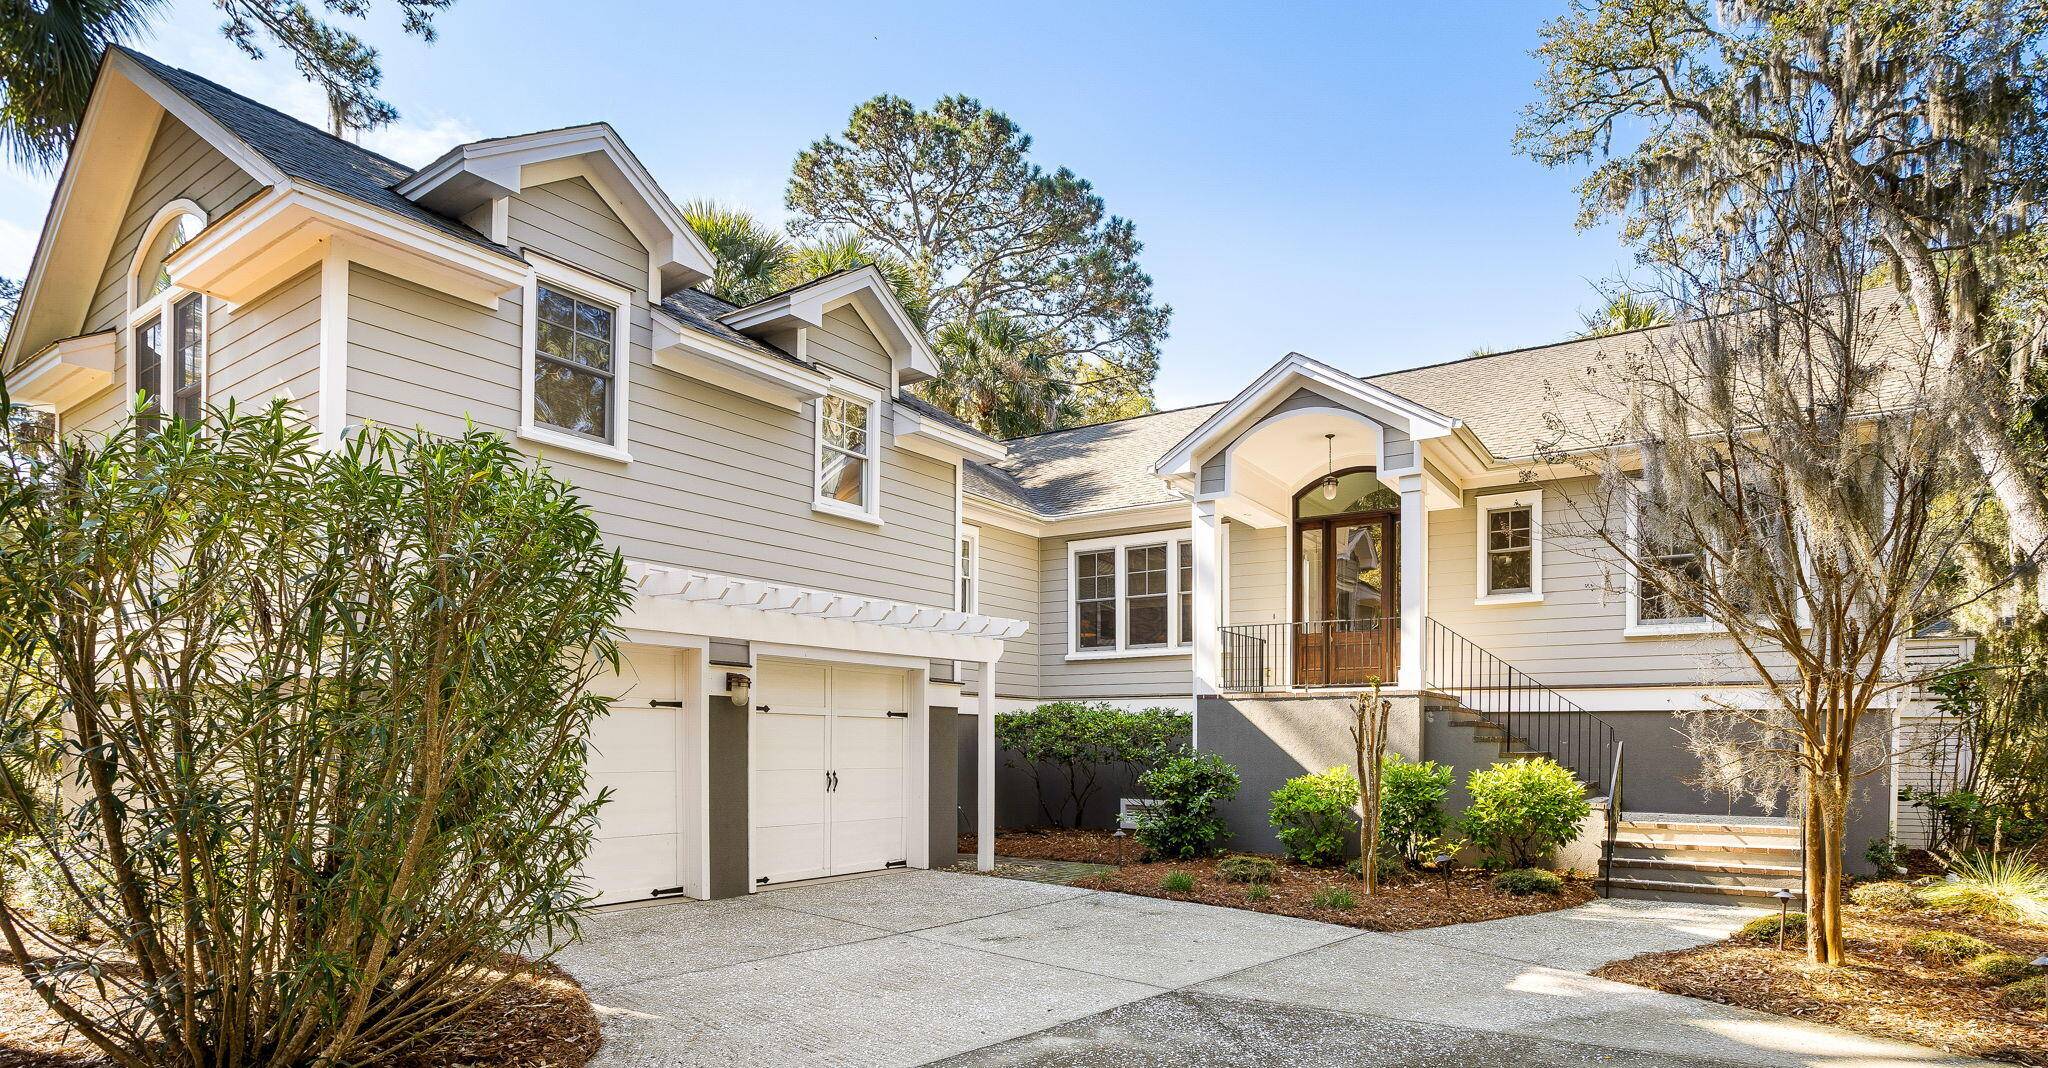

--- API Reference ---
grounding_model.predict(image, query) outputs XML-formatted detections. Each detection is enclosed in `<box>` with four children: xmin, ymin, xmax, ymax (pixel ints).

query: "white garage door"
<box><xmin>581</xmin><ymin>646</ymin><xmax>688</xmax><ymax>905</ymax></box>
<box><xmin>753</xmin><ymin>660</ymin><xmax>909</xmax><ymax>887</ymax></box>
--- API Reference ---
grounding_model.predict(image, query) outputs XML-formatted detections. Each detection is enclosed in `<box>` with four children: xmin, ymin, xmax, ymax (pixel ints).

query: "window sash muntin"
<box><xmin>1074</xmin><ymin>548</ymin><xmax>1118</xmax><ymax>650</ymax></box>
<box><xmin>1484</xmin><ymin>504</ymin><xmax>1534</xmax><ymax>595</ymax></box>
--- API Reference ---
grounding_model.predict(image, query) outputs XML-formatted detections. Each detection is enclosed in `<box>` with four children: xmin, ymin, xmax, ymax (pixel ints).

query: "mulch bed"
<box><xmin>0</xmin><ymin>951</ymin><xmax>600</xmax><ymax>1068</ymax></box>
<box><xmin>960</xmin><ymin>827</ymin><xmax>1136</xmax><ymax>865</ymax></box>
<box><xmin>962</xmin><ymin>827</ymin><xmax>1596</xmax><ymax>932</ymax></box>
<box><xmin>1594</xmin><ymin>892</ymin><xmax>2048</xmax><ymax>1066</ymax></box>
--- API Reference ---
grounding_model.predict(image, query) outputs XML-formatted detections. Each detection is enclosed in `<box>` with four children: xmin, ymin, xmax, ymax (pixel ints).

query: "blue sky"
<box><xmin>0</xmin><ymin>1</ymin><xmax>1634</xmax><ymax>408</ymax></box>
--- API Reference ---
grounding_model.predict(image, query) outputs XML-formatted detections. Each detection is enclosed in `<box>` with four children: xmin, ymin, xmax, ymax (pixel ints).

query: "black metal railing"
<box><xmin>1421</xmin><ymin>618</ymin><xmax>1621</xmax><ymax>797</ymax></box>
<box><xmin>1600</xmin><ymin>740</ymin><xmax>1624</xmax><ymax>896</ymax></box>
<box><xmin>1220</xmin><ymin>617</ymin><xmax>1399</xmax><ymax>691</ymax></box>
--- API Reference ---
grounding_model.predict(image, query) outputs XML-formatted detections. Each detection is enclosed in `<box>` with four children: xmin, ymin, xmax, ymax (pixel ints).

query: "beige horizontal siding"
<box><xmin>966</xmin><ymin>521</ymin><xmax>1042</xmax><ymax>699</ymax></box>
<box><xmin>1228</xmin><ymin>521</ymin><xmax>1286</xmax><ymax>626</ymax></box>
<box><xmin>1039</xmin><ymin>524</ymin><xmax>1194</xmax><ymax>701</ymax></box>
<box><xmin>205</xmin><ymin>266</ymin><xmax>321</xmax><ymax>412</ymax></box>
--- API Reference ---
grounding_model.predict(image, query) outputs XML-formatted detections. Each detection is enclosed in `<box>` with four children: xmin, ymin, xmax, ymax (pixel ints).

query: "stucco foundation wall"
<box><xmin>706</xmin><ymin>695</ymin><xmax>748</xmax><ymax>899</ymax></box>
<box><xmin>1194</xmin><ymin>695</ymin><xmax>1421</xmax><ymax>856</ymax></box>
<box><xmin>928</xmin><ymin>707</ymin><xmax>959</xmax><ymax>868</ymax></box>
<box><xmin>955</xmin><ymin>713</ymin><xmax>1189</xmax><ymax>833</ymax></box>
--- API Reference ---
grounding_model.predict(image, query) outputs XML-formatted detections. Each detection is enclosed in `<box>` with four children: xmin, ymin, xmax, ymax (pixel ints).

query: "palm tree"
<box><xmin>680</xmin><ymin>200</ymin><xmax>792</xmax><ymax>306</ymax></box>
<box><xmin>923</xmin><ymin>310</ymin><xmax>1068</xmax><ymax>438</ymax></box>
<box><xmin>1578</xmin><ymin>292</ymin><xmax>1670</xmax><ymax>337</ymax></box>
<box><xmin>0</xmin><ymin>0</ymin><xmax>165</xmax><ymax>169</ymax></box>
<box><xmin>783</xmin><ymin>231</ymin><xmax>927</xmax><ymax>327</ymax></box>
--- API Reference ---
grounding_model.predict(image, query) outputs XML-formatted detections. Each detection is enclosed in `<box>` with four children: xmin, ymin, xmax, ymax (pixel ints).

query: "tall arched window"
<box><xmin>128</xmin><ymin>201</ymin><xmax>208</xmax><ymax>433</ymax></box>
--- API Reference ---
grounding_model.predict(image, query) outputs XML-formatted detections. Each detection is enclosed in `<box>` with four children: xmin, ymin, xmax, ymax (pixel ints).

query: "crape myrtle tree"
<box><xmin>1536</xmin><ymin>173</ymin><xmax>1991</xmax><ymax>962</ymax></box>
<box><xmin>786</xmin><ymin>94</ymin><xmax>1171</xmax><ymax>434</ymax></box>
<box><xmin>0</xmin><ymin>402</ymin><xmax>631</xmax><ymax>1067</ymax></box>
<box><xmin>1521</xmin><ymin>0</ymin><xmax>2048</xmax><ymax>612</ymax></box>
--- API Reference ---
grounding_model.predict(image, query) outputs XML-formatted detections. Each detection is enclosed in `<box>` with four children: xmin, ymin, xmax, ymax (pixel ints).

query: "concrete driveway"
<box><xmin>556</xmin><ymin>869</ymin><xmax>1991</xmax><ymax>1068</ymax></box>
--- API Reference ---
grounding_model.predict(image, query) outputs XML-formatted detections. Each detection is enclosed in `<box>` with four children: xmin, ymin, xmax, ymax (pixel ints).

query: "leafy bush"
<box><xmin>1133</xmin><ymin>750</ymin><xmax>1240</xmax><ymax>860</ymax></box>
<box><xmin>1491</xmin><ymin>868</ymin><xmax>1564</xmax><ymax>896</ymax></box>
<box><xmin>1966</xmin><ymin>952</ymin><xmax>2036</xmax><ymax>985</ymax></box>
<box><xmin>1863</xmin><ymin>835</ymin><xmax>1905</xmax><ymax>877</ymax></box>
<box><xmin>996</xmin><ymin>701</ymin><xmax>1184</xmax><ymax>827</ymax></box>
<box><xmin>1848</xmin><ymin>881</ymin><xmax>1919</xmax><ymax>911</ymax></box>
<box><xmin>1269</xmin><ymin>767</ymin><xmax>1359</xmax><ymax>867</ymax></box>
<box><xmin>1243</xmin><ymin>882</ymin><xmax>1273</xmax><ymax>903</ymax></box>
<box><xmin>1160</xmin><ymin>871</ymin><xmax>1196</xmax><ymax>893</ymax></box>
<box><xmin>1459</xmin><ymin>759</ymin><xmax>1593</xmax><ymax>869</ymax></box>
<box><xmin>1739</xmin><ymin>912</ymin><xmax>1806</xmax><ymax>942</ymax></box>
<box><xmin>1379</xmin><ymin>755</ymin><xmax>1452</xmax><ymax>860</ymax></box>
<box><xmin>1918</xmin><ymin>851</ymin><xmax>2048</xmax><ymax>924</ymax></box>
<box><xmin>1904</xmin><ymin>931</ymin><xmax>1998</xmax><ymax>964</ymax></box>
<box><xmin>0</xmin><ymin>407</ymin><xmax>631</xmax><ymax>1067</ymax></box>
<box><xmin>1310</xmin><ymin>886</ymin><xmax>1357</xmax><ymax>910</ymax></box>
<box><xmin>1217</xmin><ymin>854</ymin><xmax>1278</xmax><ymax>884</ymax></box>
<box><xmin>1343</xmin><ymin>853</ymin><xmax>1405</xmax><ymax>883</ymax></box>
<box><xmin>1900</xmin><ymin>787</ymin><xmax>2048</xmax><ymax>856</ymax></box>
<box><xmin>1998</xmin><ymin>975</ymin><xmax>2047</xmax><ymax>1011</ymax></box>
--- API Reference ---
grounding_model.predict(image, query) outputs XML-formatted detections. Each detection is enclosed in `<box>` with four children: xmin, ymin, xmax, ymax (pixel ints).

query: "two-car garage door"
<box><xmin>752</xmin><ymin>660</ymin><xmax>911</xmax><ymax>887</ymax></box>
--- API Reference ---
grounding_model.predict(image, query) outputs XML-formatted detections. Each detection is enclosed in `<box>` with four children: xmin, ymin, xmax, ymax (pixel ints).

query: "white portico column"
<box><xmin>977</xmin><ymin>659</ymin><xmax>996</xmax><ymax>872</ymax></box>
<box><xmin>1397</xmin><ymin>472</ymin><xmax>1429</xmax><ymax>691</ymax></box>
<box><xmin>1192</xmin><ymin>498</ymin><xmax>1225</xmax><ymax>696</ymax></box>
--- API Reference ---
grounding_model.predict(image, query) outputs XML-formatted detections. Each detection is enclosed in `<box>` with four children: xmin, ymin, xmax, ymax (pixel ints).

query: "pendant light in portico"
<box><xmin>1321</xmin><ymin>433</ymin><xmax>1339</xmax><ymax>501</ymax></box>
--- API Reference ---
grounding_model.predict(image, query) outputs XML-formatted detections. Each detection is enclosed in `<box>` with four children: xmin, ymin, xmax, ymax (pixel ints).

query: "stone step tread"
<box><xmin>1608</xmin><ymin>855</ymin><xmax>1803</xmax><ymax>876</ymax></box>
<box><xmin>1619</xmin><ymin>813</ymin><xmax>1799</xmax><ymax>834</ymax></box>
<box><xmin>1601</xmin><ymin>876</ymin><xmax>1785</xmax><ymax>899</ymax></box>
<box><xmin>1611</xmin><ymin>832</ymin><xmax>1802</xmax><ymax>854</ymax></box>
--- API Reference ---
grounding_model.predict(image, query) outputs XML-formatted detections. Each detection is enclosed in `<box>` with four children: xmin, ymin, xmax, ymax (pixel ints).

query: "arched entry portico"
<box><xmin>1292</xmin><ymin>468</ymin><xmax>1399</xmax><ymax>686</ymax></box>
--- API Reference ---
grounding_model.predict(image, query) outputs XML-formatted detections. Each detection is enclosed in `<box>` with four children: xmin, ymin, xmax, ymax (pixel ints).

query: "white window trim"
<box><xmin>517</xmin><ymin>255</ymin><xmax>635</xmax><ymax>463</ymax></box>
<box><xmin>1473</xmin><ymin>487</ymin><xmax>1544</xmax><ymax>605</ymax></box>
<box><xmin>813</xmin><ymin>373</ymin><xmax>884</xmax><ymax>525</ymax></box>
<box><xmin>126</xmin><ymin>200</ymin><xmax>209</xmax><ymax>422</ymax></box>
<box><xmin>1066</xmin><ymin>529</ymin><xmax>1195</xmax><ymax>661</ymax></box>
<box><xmin>1622</xmin><ymin>490</ymin><xmax>1724</xmax><ymax>637</ymax></box>
<box><xmin>959</xmin><ymin>525</ymin><xmax>981</xmax><ymax>613</ymax></box>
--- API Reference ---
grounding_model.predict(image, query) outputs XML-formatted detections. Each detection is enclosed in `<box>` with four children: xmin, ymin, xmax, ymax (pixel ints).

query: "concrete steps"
<box><xmin>1603</xmin><ymin>813</ymin><xmax>1802</xmax><ymax>903</ymax></box>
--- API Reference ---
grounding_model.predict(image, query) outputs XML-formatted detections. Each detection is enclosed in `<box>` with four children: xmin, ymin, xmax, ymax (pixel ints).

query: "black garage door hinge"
<box><xmin>756</xmin><ymin>876</ymin><xmax>770</xmax><ymax>885</ymax></box>
<box><xmin>886</xmin><ymin>710</ymin><xmax>909</xmax><ymax>718</ymax></box>
<box><xmin>886</xmin><ymin>860</ymin><xmax>908</xmax><ymax>868</ymax></box>
<box><xmin>649</xmin><ymin>700</ymin><xmax>686</xmax><ymax>708</ymax></box>
<box><xmin>652</xmin><ymin>884</ymin><xmax>689</xmax><ymax>897</ymax></box>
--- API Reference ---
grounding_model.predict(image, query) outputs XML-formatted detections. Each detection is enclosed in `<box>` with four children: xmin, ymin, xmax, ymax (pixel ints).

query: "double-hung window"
<box><xmin>814</xmin><ymin>378</ymin><xmax>883</xmax><ymax>523</ymax></box>
<box><xmin>959</xmin><ymin>527</ymin><xmax>980</xmax><ymax>612</ymax></box>
<box><xmin>1626</xmin><ymin>488</ymin><xmax>1714</xmax><ymax>634</ymax></box>
<box><xmin>520</xmin><ymin>257</ymin><xmax>634</xmax><ymax>462</ymax></box>
<box><xmin>1068</xmin><ymin>532</ymin><xmax>1196</xmax><ymax>658</ymax></box>
<box><xmin>1473</xmin><ymin>489</ymin><xmax>1543</xmax><ymax>604</ymax></box>
<box><xmin>127</xmin><ymin>202</ymin><xmax>207</xmax><ymax>434</ymax></box>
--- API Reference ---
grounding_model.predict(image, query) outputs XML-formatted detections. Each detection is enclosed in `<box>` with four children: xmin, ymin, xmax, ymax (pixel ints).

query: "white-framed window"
<box><xmin>813</xmin><ymin>375</ymin><xmax>882</xmax><ymax>524</ymax></box>
<box><xmin>518</xmin><ymin>256</ymin><xmax>634</xmax><ymax>463</ymax></box>
<box><xmin>1067</xmin><ymin>530</ymin><xmax>1195</xmax><ymax>659</ymax></box>
<box><xmin>1473</xmin><ymin>488</ymin><xmax>1543</xmax><ymax>604</ymax></box>
<box><xmin>1623</xmin><ymin>488</ymin><xmax>1718</xmax><ymax>636</ymax></box>
<box><xmin>959</xmin><ymin>526</ymin><xmax>981</xmax><ymax>612</ymax></box>
<box><xmin>126</xmin><ymin>201</ymin><xmax>208</xmax><ymax>434</ymax></box>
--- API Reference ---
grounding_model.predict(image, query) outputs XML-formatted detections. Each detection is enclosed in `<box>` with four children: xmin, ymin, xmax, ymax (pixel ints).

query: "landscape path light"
<box><xmin>1774</xmin><ymin>888</ymin><xmax>1796</xmax><ymax>952</ymax></box>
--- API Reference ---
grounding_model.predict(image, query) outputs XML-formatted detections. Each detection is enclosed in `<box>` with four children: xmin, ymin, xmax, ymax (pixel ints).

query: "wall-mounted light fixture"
<box><xmin>725</xmin><ymin>672</ymin><xmax>752</xmax><ymax>707</ymax></box>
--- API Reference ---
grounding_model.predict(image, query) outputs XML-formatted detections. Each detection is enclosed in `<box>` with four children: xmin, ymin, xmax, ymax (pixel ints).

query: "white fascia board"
<box><xmin>10</xmin><ymin>331</ymin><xmax>117</xmax><ymax>409</ymax></box>
<box><xmin>397</xmin><ymin>124</ymin><xmax>714</xmax><ymax>292</ymax></box>
<box><xmin>964</xmin><ymin>495</ymin><xmax>1047</xmax><ymax>538</ymax></box>
<box><xmin>720</xmin><ymin>265</ymin><xmax>940</xmax><ymax>383</ymax></box>
<box><xmin>6</xmin><ymin>54</ymin><xmax>283</xmax><ymax>370</ymax></box>
<box><xmin>1154</xmin><ymin>352</ymin><xmax>1463</xmax><ymax>479</ymax></box>
<box><xmin>649</xmin><ymin>310</ymin><xmax>830</xmax><ymax>411</ymax></box>
<box><xmin>168</xmin><ymin>185</ymin><xmax>526</xmax><ymax>309</ymax></box>
<box><xmin>893</xmin><ymin>405</ymin><xmax>1007</xmax><ymax>463</ymax></box>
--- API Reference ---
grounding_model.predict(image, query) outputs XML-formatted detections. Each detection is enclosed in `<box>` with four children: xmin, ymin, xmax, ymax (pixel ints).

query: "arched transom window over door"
<box><xmin>1293</xmin><ymin>468</ymin><xmax>1399</xmax><ymax>687</ymax></box>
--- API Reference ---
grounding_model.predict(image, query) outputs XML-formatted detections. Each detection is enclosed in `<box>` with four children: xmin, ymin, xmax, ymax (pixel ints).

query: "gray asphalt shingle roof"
<box><xmin>116</xmin><ymin>48</ymin><xmax>515</xmax><ymax>259</ymax></box>
<box><xmin>656</xmin><ymin>289</ymin><xmax>808</xmax><ymax>368</ymax></box>
<box><xmin>967</xmin><ymin>404</ymin><xmax>1224</xmax><ymax>517</ymax></box>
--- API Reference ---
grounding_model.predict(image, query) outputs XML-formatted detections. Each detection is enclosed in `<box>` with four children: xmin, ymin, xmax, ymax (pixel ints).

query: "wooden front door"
<box><xmin>1294</xmin><ymin>511</ymin><xmax>1397</xmax><ymax>686</ymax></box>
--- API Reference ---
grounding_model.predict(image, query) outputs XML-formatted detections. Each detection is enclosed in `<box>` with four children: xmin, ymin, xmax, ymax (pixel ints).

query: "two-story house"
<box><xmin>8</xmin><ymin>51</ymin><xmax>1942</xmax><ymax>905</ymax></box>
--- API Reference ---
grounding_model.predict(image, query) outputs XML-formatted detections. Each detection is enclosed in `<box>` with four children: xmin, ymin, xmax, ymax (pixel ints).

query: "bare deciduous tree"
<box><xmin>1351</xmin><ymin>679</ymin><xmax>1391</xmax><ymax>896</ymax></box>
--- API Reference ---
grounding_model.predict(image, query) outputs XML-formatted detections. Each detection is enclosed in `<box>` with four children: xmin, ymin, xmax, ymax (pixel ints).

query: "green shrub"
<box><xmin>1134</xmin><ymin>750</ymin><xmax>1240</xmax><ymax>860</ymax></box>
<box><xmin>1848</xmin><ymin>881</ymin><xmax>1919</xmax><ymax>911</ymax></box>
<box><xmin>1492</xmin><ymin>868</ymin><xmax>1564</xmax><ymax>896</ymax></box>
<box><xmin>1379</xmin><ymin>755</ymin><xmax>1452</xmax><ymax>859</ymax></box>
<box><xmin>1863</xmin><ymin>835</ymin><xmax>1906</xmax><ymax>877</ymax></box>
<box><xmin>1967</xmin><ymin>951</ymin><xmax>2036</xmax><ymax>985</ymax></box>
<box><xmin>1269</xmin><ymin>767</ymin><xmax>1359</xmax><ymax>867</ymax></box>
<box><xmin>1160</xmin><ymin>871</ymin><xmax>1196</xmax><ymax>893</ymax></box>
<box><xmin>1918</xmin><ymin>852</ymin><xmax>2048</xmax><ymax>924</ymax></box>
<box><xmin>1739</xmin><ymin>912</ymin><xmax>1806</xmax><ymax>942</ymax></box>
<box><xmin>1998</xmin><ymin>975</ymin><xmax>2048</xmax><ymax>1012</ymax></box>
<box><xmin>1901</xmin><ymin>787</ymin><xmax>2048</xmax><ymax>856</ymax></box>
<box><xmin>1343</xmin><ymin>853</ymin><xmax>1405</xmax><ymax>883</ymax></box>
<box><xmin>1904</xmin><ymin>930</ymin><xmax>1998</xmax><ymax>964</ymax></box>
<box><xmin>996</xmin><ymin>701</ymin><xmax>1184</xmax><ymax>827</ymax></box>
<box><xmin>1217</xmin><ymin>854</ymin><xmax>1279</xmax><ymax>884</ymax></box>
<box><xmin>1243</xmin><ymin>883</ymin><xmax>1273</xmax><ymax>903</ymax></box>
<box><xmin>1459</xmin><ymin>758</ymin><xmax>1593</xmax><ymax>869</ymax></box>
<box><xmin>1310</xmin><ymin>886</ymin><xmax>1357</xmax><ymax>910</ymax></box>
